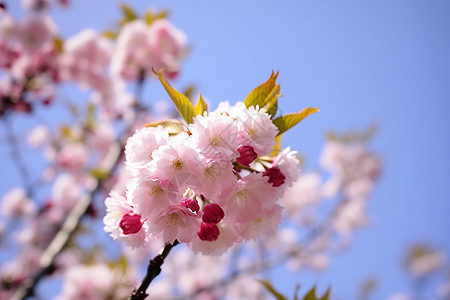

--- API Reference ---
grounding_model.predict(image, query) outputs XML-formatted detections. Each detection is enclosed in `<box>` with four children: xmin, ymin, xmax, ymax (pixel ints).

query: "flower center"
<box><xmin>165</xmin><ymin>213</ymin><xmax>179</xmax><ymax>227</ymax></box>
<box><xmin>148</xmin><ymin>186</ymin><xmax>163</xmax><ymax>196</ymax></box>
<box><xmin>204</xmin><ymin>166</ymin><xmax>217</xmax><ymax>180</ymax></box>
<box><xmin>209</xmin><ymin>135</ymin><xmax>221</xmax><ymax>146</ymax></box>
<box><xmin>172</xmin><ymin>159</ymin><xmax>183</xmax><ymax>169</ymax></box>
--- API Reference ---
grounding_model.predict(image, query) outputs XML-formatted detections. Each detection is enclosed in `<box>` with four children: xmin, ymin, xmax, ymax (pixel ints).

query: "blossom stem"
<box><xmin>130</xmin><ymin>240</ymin><xmax>179</xmax><ymax>300</ymax></box>
<box><xmin>2</xmin><ymin>115</ymin><xmax>34</xmax><ymax>196</ymax></box>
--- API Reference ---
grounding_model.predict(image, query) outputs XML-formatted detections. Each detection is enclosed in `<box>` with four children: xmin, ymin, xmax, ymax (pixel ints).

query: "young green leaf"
<box><xmin>244</xmin><ymin>71</ymin><xmax>281</xmax><ymax>117</ymax></box>
<box><xmin>119</xmin><ymin>3</ymin><xmax>138</xmax><ymax>25</ymax></box>
<box><xmin>52</xmin><ymin>37</ymin><xmax>64</xmax><ymax>54</ymax></box>
<box><xmin>145</xmin><ymin>119</ymin><xmax>185</xmax><ymax>136</ymax></box>
<box><xmin>303</xmin><ymin>286</ymin><xmax>318</xmax><ymax>300</ymax></box>
<box><xmin>194</xmin><ymin>92</ymin><xmax>208</xmax><ymax>116</ymax></box>
<box><xmin>303</xmin><ymin>286</ymin><xmax>331</xmax><ymax>300</ymax></box>
<box><xmin>259</xmin><ymin>280</ymin><xmax>288</xmax><ymax>300</ymax></box>
<box><xmin>153</xmin><ymin>69</ymin><xmax>195</xmax><ymax>124</ymax></box>
<box><xmin>145</xmin><ymin>10</ymin><xmax>169</xmax><ymax>25</ymax></box>
<box><xmin>273</xmin><ymin>107</ymin><xmax>319</xmax><ymax>136</ymax></box>
<box><xmin>270</xmin><ymin>134</ymin><xmax>283</xmax><ymax>157</ymax></box>
<box><xmin>319</xmin><ymin>287</ymin><xmax>331</xmax><ymax>300</ymax></box>
<box><xmin>102</xmin><ymin>30</ymin><xmax>117</xmax><ymax>40</ymax></box>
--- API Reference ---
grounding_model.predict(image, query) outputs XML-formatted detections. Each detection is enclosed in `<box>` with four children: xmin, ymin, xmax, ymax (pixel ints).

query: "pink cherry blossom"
<box><xmin>1</xmin><ymin>187</ymin><xmax>35</xmax><ymax>217</ymax></box>
<box><xmin>146</xmin><ymin>204</ymin><xmax>200</xmax><ymax>243</ymax></box>
<box><xmin>189</xmin><ymin>112</ymin><xmax>240</xmax><ymax>161</ymax></box>
<box><xmin>124</xmin><ymin>126</ymin><xmax>169</xmax><ymax>174</ymax></box>
<box><xmin>17</xmin><ymin>14</ymin><xmax>56</xmax><ymax>53</ymax></box>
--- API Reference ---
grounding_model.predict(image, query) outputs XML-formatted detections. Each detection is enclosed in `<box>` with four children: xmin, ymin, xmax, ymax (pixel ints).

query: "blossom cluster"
<box><xmin>104</xmin><ymin>102</ymin><xmax>301</xmax><ymax>254</ymax></box>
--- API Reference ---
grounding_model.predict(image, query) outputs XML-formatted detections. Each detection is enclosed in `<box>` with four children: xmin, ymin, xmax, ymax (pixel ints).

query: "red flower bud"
<box><xmin>119</xmin><ymin>213</ymin><xmax>143</xmax><ymax>235</ymax></box>
<box><xmin>180</xmin><ymin>198</ymin><xmax>200</xmax><ymax>214</ymax></box>
<box><xmin>202</xmin><ymin>203</ymin><xmax>225</xmax><ymax>224</ymax></box>
<box><xmin>236</xmin><ymin>145</ymin><xmax>258</xmax><ymax>167</ymax></box>
<box><xmin>197</xmin><ymin>222</ymin><xmax>220</xmax><ymax>242</ymax></box>
<box><xmin>263</xmin><ymin>166</ymin><xmax>286</xmax><ymax>187</ymax></box>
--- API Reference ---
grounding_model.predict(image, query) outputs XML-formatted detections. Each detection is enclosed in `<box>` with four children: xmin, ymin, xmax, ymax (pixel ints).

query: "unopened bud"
<box><xmin>119</xmin><ymin>213</ymin><xmax>142</xmax><ymax>235</ymax></box>
<box><xmin>236</xmin><ymin>145</ymin><xmax>258</xmax><ymax>167</ymax></box>
<box><xmin>180</xmin><ymin>198</ymin><xmax>200</xmax><ymax>214</ymax></box>
<box><xmin>263</xmin><ymin>166</ymin><xmax>286</xmax><ymax>187</ymax></box>
<box><xmin>197</xmin><ymin>222</ymin><xmax>220</xmax><ymax>242</ymax></box>
<box><xmin>202</xmin><ymin>203</ymin><xmax>225</xmax><ymax>224</ymax></box>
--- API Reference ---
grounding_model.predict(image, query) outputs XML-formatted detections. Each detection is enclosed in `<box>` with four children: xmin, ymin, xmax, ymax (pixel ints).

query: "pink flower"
<box><xmin>271</xmin><ymin>147</ymin><xmax>300</xmax><ymax>188</ymax></box>
<box><xmin>218</xmin><ymin>173</ymin><xmax>275</xmax><ymax>222</ymax></box>
<box><xmin>148</xmin><ymin>19</ymin><xmax>187</xmax><ymax>77</ymax></box>
<box><xmin>189</xmin><ymin>221</ymin><xmax>239</xmax><ymax>255</ymax></box>
<box><xmin>17</xmin><ymin>14</ymin><xmax>56</xmax><ymax>53</ymax></box>
<box><xmin>59</xmin><ymin>29</ymin><xmax>112</xmax><ymax>88</ymax></box>
<box><xmin>146</xmin><ymin>204</ymin><xmax>200</xmax><ymax>243</ymax></box>
<box><xmin>202</xmin><ymin>203</ymin><xmax>224</xmax><ymax>224</ymax></box>
<box><xmin>119</xmin><ymin>213</ymin><xmax>143</xmax><ymax>235</ymax></box>
<box><xmin>103</xmin><ymin>191</ymin><xmax>147</xmax><ymax>248</ymax></box>
<box><xmin>195</xmin><ymin>159</ymin><xmax>236</xmax><ymax>200</ymax></box>
<box><xmin>127</xmin><ymin>177</ymin><xmax>172</xmax><ymax>219</ymax></box>
<box><xmin>263</xmin><ymin>166</ymin><xmax>286</xmax><ymax>187</ymax></box>
<box><xmin>236</xmin><ymin>145</ymin><xmax>258</xmax><ymax>167</ymax></box>
<box><xmin>189</xmin><ymin>112</ymin><xmax>240</xmax><ymax>161</ymax></box>
<box><xmin>151</xmin><ymin>133</ymin><xmax>203</xmax><ymax>181</ymax></box>
<box><xmin>230</xmin><ymin>103</ymin><xmax>278</xmax><ymax>155</ymax></box>
<box><xmin>125</xmin><ymin>126</ymin><xmax>168</xmax><ymax>175</ymax></box>
<box><xmin>197</xmin><ymin>222</ymin><xmax>219</xmax><ymax>241</ymax></box>
<box><xmin>238</xmin><ymin>204</ymin><xmax>282</xmax><ymax>241</ymax></box>
<box><xmin>1</xmin><ymin>188</ymin><xmax>35</xmax><ymax>217</ymax></box>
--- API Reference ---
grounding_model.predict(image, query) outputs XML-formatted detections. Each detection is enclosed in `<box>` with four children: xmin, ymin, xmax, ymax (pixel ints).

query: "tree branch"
<box><xmin>130</xmin><ymin>240</ymin><xmax>179</xmax><ymax>300</ymax></box>
<box><xmin>2</xmin><ymin>116</ymin><xmax>34</xmax><ymax>196</ymax></box>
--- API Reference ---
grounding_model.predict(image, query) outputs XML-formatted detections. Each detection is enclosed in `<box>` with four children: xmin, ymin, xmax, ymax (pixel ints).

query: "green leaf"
<box><xmin>119</xmin><ymin>3</ymin><xmax>138</xmax><ymax>25</ymax></box>
<box><xmin>303</xmin><ymin>286</ymin><xmax>331</xmax><ymax>300</ymax></box>
<box><xmin>145</xmin><ymin>119</ymin><xmax>185</xmax><ymax>136</ymax></box>
<box><xmin>244</xmin><ymin>71</ymin><xmax>281</xmax><ymax>118</ymax></box>
<box><xmin>194</xmin><ymin>92</ymin><xmax>208</xmax><ymax>116</ymax></box>
<box><xmin>182</xmin><ymin>84</ymin><xmax>197</xmax><ymax>101</ymax></box>
<box><xmin>91</xmin><ymin>168</ymin><xmax>110</xmax><ymax>180</ymax></box>
<box><xmin>145</xmin><ymin>10</ymin><xmax>169</xmax><ymax>25</ymax></box>
<box><xmin>303</xmin><ymin>286</ymin><xmax>317</xmax><ymax>300</ymax></box>
<box><xmin>102</xmin><ymin>30</ymin><xmax>117</xmax><ymax>40</ymax></box>
<box><xmin>52</xmin><ymin>37</ymin><xmax>64</xmax><ymax>54</ymax></box>
<box><xmin>270</xmin><ymin>134</ymin><xmax>283</xmax><ymax>157</ymax></box>
<box><xmin>259</xmin><ymin>280</ymin><xmax>288</xmax><ymax>300</ymax></box>
<box><xmin>319</xmin><ymin>287</ymin><xmax>331</xmax><ymax>300</ymax></box>
<box><xmin>153</xmin><ymin>69</ymin><xmax>195</xmax><ymax>124</ymax></box>
<box><xmin>272</xmin><ymin>107</ymin><xmax>319</xmax><ymax>136</ymax></box>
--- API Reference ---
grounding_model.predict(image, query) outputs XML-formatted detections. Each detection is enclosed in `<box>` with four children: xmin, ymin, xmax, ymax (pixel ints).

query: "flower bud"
<box><xmin>119</xmin><ymin>213</ymin><xmax>142</xmax><ymax>235</ymax></box>
<box><xmin>263</xmin><ymin>166</ymin><xmax>286</xmax><ymax>187</ymax></box>
<box><xmin>197</xmin><ymin>222</ymin><xmax>220</xmax><ymax>242</ymax></box>
<box><xmin>180</xmin><ymin>198</ymin><xmax>200</xmax><ymax>214</ymax></box>
<box><xmin>202</xmin><ymin>203</ymin><xmax>225</xmax><ymax>224</ymax></box>
<box><xmin>236</xmin><ymin>145</ymin><xmax>258</xmax><ymax>167</ymax></box>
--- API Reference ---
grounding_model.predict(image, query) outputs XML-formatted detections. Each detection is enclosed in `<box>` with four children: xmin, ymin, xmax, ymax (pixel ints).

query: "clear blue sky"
<box><xmin>5</xmin><ymin>0</ymin><xmax>450</xmax><ymax>299</ymax></box>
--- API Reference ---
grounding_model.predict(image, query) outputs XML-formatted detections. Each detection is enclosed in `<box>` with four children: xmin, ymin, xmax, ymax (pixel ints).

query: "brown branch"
<box><xmin>130</xmin><ymin>240</ymin><xmax>179</xmax><ymax>300</ymax></box>
<box><xmin>2</xmin><ymin>116</ymin><xmax>34</xmax><ymax>196</ymax></box>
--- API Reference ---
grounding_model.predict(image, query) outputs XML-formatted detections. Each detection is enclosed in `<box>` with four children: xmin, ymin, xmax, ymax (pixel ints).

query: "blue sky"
<box><xmin>5</xmin><ymin>0</ymin><xmax>450</xmax><ymax>298</ymax></box>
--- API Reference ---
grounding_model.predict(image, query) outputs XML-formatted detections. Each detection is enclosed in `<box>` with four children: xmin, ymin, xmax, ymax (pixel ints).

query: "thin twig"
<box><xmin>11</xmin><ymin>72</ymin><xmax>148</xmax><ymax>300</ymax></box>
<box><xmin>10</xmin><ymin>144</ymin><xmax>121</xmax><ymax>300</ymax></box>
<box><xmin>2</xmin><ymin>115</ymin><xmax>34</xmax><ymax>196</ymax></box>
<box><xmin>130</xmin><ymin>240</ymin><xmax>179</xmax><ymax>300</ymax></box>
